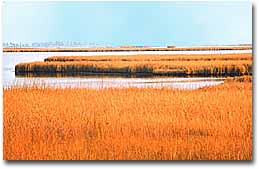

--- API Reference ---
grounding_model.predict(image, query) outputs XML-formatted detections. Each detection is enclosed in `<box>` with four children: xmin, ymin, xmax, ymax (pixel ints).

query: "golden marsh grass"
<box><xmin>4</xmin><ymin>81</ymin><xmax>252</xmax><ymax>160</ymax></box>
<box><xmin>15</xmin><ymin>53</ymin><xmax>252</xmax><ymax>76</ymax></box>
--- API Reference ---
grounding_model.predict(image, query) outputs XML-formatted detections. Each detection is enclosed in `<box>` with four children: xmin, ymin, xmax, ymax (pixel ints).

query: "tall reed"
<box><xmin>4</xmin><ymin>82</ymin><xmax>252</xmax><ymax>160</ymax></box>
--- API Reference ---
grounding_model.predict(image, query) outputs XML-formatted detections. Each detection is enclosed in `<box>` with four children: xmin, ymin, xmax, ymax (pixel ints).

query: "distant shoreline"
<box><xmin>3</xmin><ymin>46</ymin><xmax>252</xmax><ymax>53</ymax></box>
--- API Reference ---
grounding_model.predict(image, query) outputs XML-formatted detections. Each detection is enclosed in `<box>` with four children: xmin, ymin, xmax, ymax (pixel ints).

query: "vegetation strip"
<box><xmin>44</xmin><ymin>53</ymin><xmax>252</xmax><ymax>62</ymax></box>
<box><xmin>4</xmin><ymin>46</ymin><xmax>252</xmax><ymax>52</ymax></box>
<box><xmin>15</xmin><ymin>53</ymin><xmax>252</xmax><ymax>77</ymax></box>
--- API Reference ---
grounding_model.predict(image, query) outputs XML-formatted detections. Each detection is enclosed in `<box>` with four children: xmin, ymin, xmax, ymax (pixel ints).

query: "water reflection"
<box><xmin>4</xmin><ymin>77</ymin><xmax>225</xmax><ymax>90</ymax></box>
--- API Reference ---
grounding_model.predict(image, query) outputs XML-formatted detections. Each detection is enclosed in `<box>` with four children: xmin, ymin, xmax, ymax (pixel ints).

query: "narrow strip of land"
<box><xmin>4</xmin><ymin>46</ymin><xmax>252</xmax><ymax>52</ymax></box>
<box><xmin>15</xmin><ymin>53</ymin><xmax>252</xmax><ymax>77</ymax></box>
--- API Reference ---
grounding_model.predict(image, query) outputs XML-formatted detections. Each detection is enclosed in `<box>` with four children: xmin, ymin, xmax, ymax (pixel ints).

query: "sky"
<box><xmin>3</xmin><ymin>1</ymin><xmax>252</xmax><ymax>46</ymax></box>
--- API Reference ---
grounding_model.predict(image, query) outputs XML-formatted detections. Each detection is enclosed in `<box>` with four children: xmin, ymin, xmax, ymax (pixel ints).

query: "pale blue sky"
<box><xmin>3</xmin><ymin>1</ymin><xmax>252</xmax><ymax>46</ymax></box>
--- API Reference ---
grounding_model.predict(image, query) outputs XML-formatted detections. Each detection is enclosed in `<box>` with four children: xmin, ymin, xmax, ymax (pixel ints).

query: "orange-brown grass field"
<box><xmin>45</xmin><ymin>53</ymin><xmax>252</xmax><ymax>62</ymax></box>
<box><xmin>15</xmin><ymin>53</ymin><xmax>252</xmax><ymax>77</ymax></box>
<box><xmin>3</xmin><ymin>80</ymin><xmax>252</xmax><ymax>160</ymax></box>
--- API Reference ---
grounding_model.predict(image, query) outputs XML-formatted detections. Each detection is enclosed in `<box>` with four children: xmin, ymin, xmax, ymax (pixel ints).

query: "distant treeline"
<box><xmin>5</xmin><ymin>46</ymin><xmax>252</xmax><ymax>52</ymax></box>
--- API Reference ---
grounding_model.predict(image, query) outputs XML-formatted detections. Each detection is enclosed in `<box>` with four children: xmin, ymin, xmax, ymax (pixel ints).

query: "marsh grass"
<box><xmin>3</xmin><ymin>82</ymin><xmax>252</xmax><ymax>160</ymax></box>
<box><xmin>44</xmin><ymin>53</ymin><xmax>252</xmax><ymax>62</ymax></box>
<box><xmin>15</xmin><ymin>53</ymin><xmax>252</xmax><ymax>77</ymax></box>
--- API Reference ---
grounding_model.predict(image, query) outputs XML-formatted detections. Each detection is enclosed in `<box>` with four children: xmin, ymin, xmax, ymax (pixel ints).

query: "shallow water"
<box><xmin>3</xmin><ymin>76</ymin><xmax>224</xmax><ymax>90</ymax></box>
<box><xmin>2</xmin><ymin>50</ymin><xmax>241</xmax><ymax>89</ymax></box>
